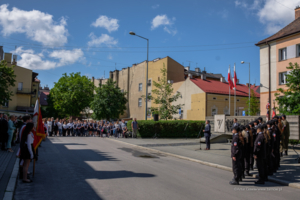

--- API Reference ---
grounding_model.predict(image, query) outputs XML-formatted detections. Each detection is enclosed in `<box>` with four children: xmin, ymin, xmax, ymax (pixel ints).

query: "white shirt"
<box><xmin>47</xmin><ymin>121</ymin><xmax>52</xmax><ymax>131</ymax></box>
<box><xmin>67</xmin><ymin>123</ymin><xmax>73</xmax><ymax>128</ymax></box>
<box><xmin>25</xmin><ymin>132</ymin><xmax>34</xmax><ymax>159</ymax></box>
<box><xmin>57</xmin><ymin>122</ymin><xmax>62</xmax><ymax>129</ymax></box>
<box><xmin>63</xmin><ymin>124</ymin><xmax>68</xmax><ymax>129</ymax></box>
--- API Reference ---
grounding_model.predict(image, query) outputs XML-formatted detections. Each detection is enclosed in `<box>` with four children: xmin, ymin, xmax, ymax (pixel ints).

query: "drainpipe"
<box><xmin>267</xmin><ymin>42</ymin><xmax>271</xmax><ymax>120</ymax></box>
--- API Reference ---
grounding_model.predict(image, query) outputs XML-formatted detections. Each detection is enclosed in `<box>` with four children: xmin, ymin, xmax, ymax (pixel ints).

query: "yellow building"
<box><xmin>0</xmin><ymin>52</ymin><xmax>40</xmax><ymax>115</ymax></box>
<box><xmin>172</xmin><ymin>74</ymin><xmax>260</xmax><ymax>121</ymax></box>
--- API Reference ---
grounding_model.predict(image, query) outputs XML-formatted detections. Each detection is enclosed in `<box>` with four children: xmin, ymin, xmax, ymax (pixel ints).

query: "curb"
<box><xmin>108</xmin><ymin>138</ymin><xmax>300</xmax><ymax>190</ymax></box>
<box><xmin>3</xmin><ymin>158</ymin><xmax>19</xmax><ymax>200</ymax></box>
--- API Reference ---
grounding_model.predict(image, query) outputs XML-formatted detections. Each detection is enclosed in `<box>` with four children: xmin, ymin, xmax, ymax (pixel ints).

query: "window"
<box><xmin>225</xmin><ymin>98</ymin><xmax>228</xmax><ymax>101</ymax></box>
<box><xmin>279</xmin><ymin>48</ymin><xmax>287</xmax><ymax>61</ymax></box>
<box><xmin>237</xmin><ymin>99</ymin><xmax>240</xmax><ymax>102</ymax></box>
<box><xmin>3</xmin><ymin>99</ymin><xmax>8</xmax><ymax>107</ymax></box>
<box><xmin>121</xmin><ymin>89</ymin><xmax>124</xmax><ymax>93</ymax></box>
<box><xmin>279</xmin><ymin>72</ymin><xmax>288</xmax><ymax>85</ymax></box>
<box><xmin>148</xmin><ymin>93</ymin><xmax>151</xmax><ymax>101</ymax></box>
<box><xmin>158</xmin><ymin>77</ymin><xmax>160</xmax><ymax>81</ymax></box>
<box><xmin>211</xmin><ymin>106</ymin><xmax>218</xmax><ymax>116</ymax></box>
<box><xmin>138</xmin><ymin>98</ymin><xmax>142</xmax><ymax>107</ymax></box>
<box><xmin>44</xmin><ymin>98</ymin><xmax>47</xmax><ymax>101</ymax></box>
<box><xmin>213</xmin><ymin>97</ymin><xmax>216</xmax><ymax>100</ymax></box>
<box><xmin>18</xmin><ymin>82</ymin><xmax>23</xmax><ymax>91</ymax></box>
<box><xmin>297</xmin><ymin>44</ymin><xmax>300</xmax><ymax>57</ymax></box>
<box><xmin>148</xmin><ymin>80</ymin><xmax>151</xmax><ymax>86</ymax></box>
<box><xmin>138</xmin><ymin>83</ymin><xmax>142</xmax><ymax>91</ymax></box>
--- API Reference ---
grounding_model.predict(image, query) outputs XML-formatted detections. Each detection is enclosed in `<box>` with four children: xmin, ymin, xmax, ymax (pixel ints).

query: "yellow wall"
<box><xmin>187</xmin><ymin>93</ymin><xmax>206</xmax><ymax>120</ymax></box>
<box><xmin>0</xmin><ymin>63</ymin><xmax>33</xmax><ymax>112</ymax></box>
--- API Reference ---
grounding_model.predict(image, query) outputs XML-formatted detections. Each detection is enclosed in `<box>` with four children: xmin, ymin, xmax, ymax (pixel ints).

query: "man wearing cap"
<box><xmin>203</xmin><ymin>120</ymin><xmax>211</xmax><ymax>150</ymax></box>
<box><xmin>281</xmin><ymin>115</ymin><xmax>290</xmax><ymax>156</ymax></box>
<box><xmin>253</xmin><ymin>125</ymin><xmax>265</xmax><ymax>184</ymax></box>
<box><xmin>229</xmin><ymin>126</ymin><xmax>242</xmax><ymax>185</ymax></box>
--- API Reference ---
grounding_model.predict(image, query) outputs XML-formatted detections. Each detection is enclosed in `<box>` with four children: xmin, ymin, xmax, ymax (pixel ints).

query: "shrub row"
<box><xmin>127</xmin><ymin>120</ymin><xmax>205</xmax><ymax>138</ymax></box>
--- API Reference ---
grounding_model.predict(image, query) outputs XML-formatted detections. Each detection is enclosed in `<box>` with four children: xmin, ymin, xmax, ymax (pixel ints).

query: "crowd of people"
<box><xmin>43</xmin><ymin>117</ymin><xmax>139</xmax><ymax>138</ymax></box>
<box><xmin>229</xmin><ymin>115</ymin><xmax>290</xmax><ymax>185</ymax></box>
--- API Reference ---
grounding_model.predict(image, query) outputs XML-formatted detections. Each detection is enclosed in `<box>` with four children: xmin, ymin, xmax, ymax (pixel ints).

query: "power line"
<box><xmin>273</xmin><ymin>0</ymin><xmax>294</xmax><ymax>10</ymax></box>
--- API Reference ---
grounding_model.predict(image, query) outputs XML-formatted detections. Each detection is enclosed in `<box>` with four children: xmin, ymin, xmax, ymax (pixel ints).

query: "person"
<box><xmin>281</xmin><ymin>115</ymin><xmax>290</xmax><ymax>156</ymax></box>
<box><xmin>83</xmin><ymin>121</ymin><xmax>89</xmax><ymax>137</ymax></box>
<box><xmin>67</xmin><ymin>120</ymin><xmax>73</xmax><ymax>136</ymax></box>
<box><xmin>53</xmin><ymin>119</ymin><xmax>58</xmax><ymax>136</ymax></box>
<box><xmin>20</xmin><ymin>122</ymin><xmax>35</xmax><ymax>183</ymax></box>
<box><xmin>131</xmin><ymin>118</ymin><xmax>139</xmax><ymax>138</ymax></box>
<box><xmin>121</xmin><ymin>120</ymin><xmax>128</xmax><ymax>138</ymax></box>
<box><xmin>253</xmin><ymin>125</ymin><xmax>265</xmax><ymax>184</ymax></box>
<box><xmin>62</xmin><ymin>121</ymin><xmax>68</xmax><ymax>136</ymax></box>
<box><xmin>277</xmin><ymin>117</ymin><xmax>284</xmax><ymax>157</ymax></box>
<box><xmin>258</xmin><ymin>117</ymin><xmax>263</xmax><ymax>125</ymax></box>
<box><xmin>47</xmin><ymin>118</ymin><xmax>52</xmax><ymax>136</ymax></box>
<box><xmin>7</xmin><ymin>115</ymin><xmax>16</xmax><ymax>152</ymax></box>
<box><xmin>115</xmin><ymin>121</ymin><xmax>121</xmax><ymax>138</ymax></box>
<box><xmin>73</xmin><ymin>121</ymin><xmax>77</xmax><ymax>137</ymax></box>
<box><xmin>241</xmin><ymin>126</ymin><xmax>249</xmax><ymax>177</ymax></box>
<box><xmin>262</xmin><ymin>124</ymin><xmax>270</xmax><ymax>181</ymax></box>
<box><xmin>238</xmin><ymin>126</ymin><xmax>245</xmax><ymax>181</ymax></box>
<box><xmin>229</xmin><ymin>126</ymin><xmax>242</xmax><ymax>185</ymax></box>
<box><xmin>96</xmin><ymin>121</ymin><xmax>101</xmax><ymax>137</ymax></box>
<box><xmin>231</xmin><ymin>118</ymin><xmax>240</xmax><ymax>129</ymax></box>
<box><xmin>267</xmin><ymin>121</ymin><xmax>275</xmax><ymax>176</ymax></box>
<box><xmin>245</xmin><ymin>125</ymin><xmax>252</xmax><ymax>176</ymax></box>
<box><xmin>203</xmin><ymin>120</ymin><xmax>211</xmax><ymax>150</ymax></box>
<box><xmin>273</xmin><ymin>119</ymin><xmax>281</xmax><ymax>171</ymax></box>
<box><xmin>57</xmin><ymin>119</ymin><xmax>62</xmax><ymax>136</ymax></box>
<box><xmin>93</xmin><ymin>121</ymin><xmax>97</xmax><ymax>137</ymax></box>
<box><xmin>88</xmin><ymin>120</ymin><xmax>93</xmax><ymax>136</ymax></box>
<box><xmin>0</xmin><ymin>114</ymin><xmax>9</xmax><ymax>151</ymax></box>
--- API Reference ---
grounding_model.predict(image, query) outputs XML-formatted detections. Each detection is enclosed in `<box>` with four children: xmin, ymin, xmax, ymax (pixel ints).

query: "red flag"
<box><xmin>228</xmin><ymin>66</ymin><xmax>234</xmax><ymax>90</ymax></box>
<box><xmin>234</xmin><ymin>64</ymin><xmax>237</xmax><ymax>88</ymax></box>
<box><xmin>33</xmin><ymin>107</ymin><xmax>46</xmax><ymax>151</ymax></box>
<box><xmin>272</xmin><ymin>107</ymin><xmax>276</xmax><ymax>118</ymax></box>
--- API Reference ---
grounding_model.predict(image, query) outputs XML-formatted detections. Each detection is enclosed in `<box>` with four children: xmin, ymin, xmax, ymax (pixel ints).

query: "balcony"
<box><xmin>16</xmin><ymin>106</ymin><xmax>34</xmax><ymax>113</ymax></box>
<box><xmin>16</xmin><ymin>88</ymin><xmax>34</xmax><ymax>95</ymax></box>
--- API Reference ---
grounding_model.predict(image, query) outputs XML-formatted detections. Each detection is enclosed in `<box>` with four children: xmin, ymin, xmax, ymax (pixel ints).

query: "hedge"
<box><xmin>127</xmin><ymin>120</ymin><xmax>205</xmax><ymax>138</ymax></box>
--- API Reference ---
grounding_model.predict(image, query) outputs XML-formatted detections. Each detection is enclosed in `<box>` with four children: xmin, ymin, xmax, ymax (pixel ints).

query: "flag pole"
<box><xmin>234</xmin><ymin>63</ymin><xmax>236</xmax><ymax>116</ymax></box>
<box><xmin>229</xmin><ymin>65</ymin><xmax>231</xmax><ymax>116</ymax></box>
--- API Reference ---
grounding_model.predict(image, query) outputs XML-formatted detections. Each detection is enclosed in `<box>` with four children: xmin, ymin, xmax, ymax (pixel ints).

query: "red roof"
<box><xmin>190</xmin><ymin>78</ymin><xmax>260</xmax><ymax>97</ymax></box>
<box><xmin>34</xmin><ymin>78</ymin><xmax>40</xmax><ymax>83</ymax></box>
<box><xmin>40</xmin><ymin>91</ymin><xmax>49</xmax><ymax>106</ymax></box>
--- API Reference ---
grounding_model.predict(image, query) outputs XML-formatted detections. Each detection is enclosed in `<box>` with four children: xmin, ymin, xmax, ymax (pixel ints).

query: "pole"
<box><xmin>234</xmin><ymin>63</ymin><xmax>236</xmax><ymax>116</ymax></box>
<box><xmin>145</xmin><ymin>39</ymin><xmax>149</xmax><ymax>120</ymax></box>
<box><xmin>248</xmin><ymin>63</ymin><xmax>250</xmax><ymax>116</ymax></box>
<box><xmin>229</xmin><ymin>78</ymin><xmax>231</xmax><ymax>116</ymax></box>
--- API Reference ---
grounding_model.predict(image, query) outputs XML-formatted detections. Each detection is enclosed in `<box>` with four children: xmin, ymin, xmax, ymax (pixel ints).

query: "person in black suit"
<box><xmin>0</xmin><ymin>115</ymin><xmax>9</xmax><ymax>151</ymax></box>
<box><xmin>203</xmin><ymin>120</ymin><xmax>211</xmax><ymax>150</ymax></box>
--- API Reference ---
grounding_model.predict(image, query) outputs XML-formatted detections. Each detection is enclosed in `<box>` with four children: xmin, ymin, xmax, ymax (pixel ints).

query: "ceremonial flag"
<box><xmin>233</xmin><ymin>64</ymin><xmax>237</xmax><ymax>88</ymax></box>
<box><xmin>272</xmin><ymin>107</ymin><xmax>276</xmax><ymax>118</ymax></box>
<box><xmin>32</xmin><ymin>100</ymin><xmax>46</xmax><ymax>151</ymax></box>
<box><xmin>228</xmin><ymin>66</ymin><xmax>234</xmax><ymax>90</ymax></box>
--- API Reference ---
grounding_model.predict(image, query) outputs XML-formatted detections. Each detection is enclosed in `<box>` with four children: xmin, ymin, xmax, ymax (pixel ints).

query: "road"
<box><xmin>14</xmin><ymin>137</ymin><xmax>299</xmax><ymax>200</ymax></box>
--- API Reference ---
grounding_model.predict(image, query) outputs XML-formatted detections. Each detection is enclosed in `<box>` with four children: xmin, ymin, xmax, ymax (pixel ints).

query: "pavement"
<box><xmin>12</xmin><ymin>137</ymin><xmax>300</xmax><ymax>200</ymax></box>
<box><xmin>0</xmin><ymin>145</ymin><xmax>18</xmax><ymax>200</ymax></box>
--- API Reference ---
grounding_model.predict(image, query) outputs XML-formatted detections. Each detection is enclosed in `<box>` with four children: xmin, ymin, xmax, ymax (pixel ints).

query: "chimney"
<box><xmin>202</xmin><ymin>67</ymin><xmax>206</xmax><ymax>74</ymax></box>
<box><xmin>0</xmin><ymin>46</ymin><xmax>3</xmax><ymax>60</ymax></box>
<box><xmin>201</xmin><ymin>74</ymin><xmax>206</xmax><ymax>80</ymax></box>
<box><xmin>188</xmin><ymin>73</ymin><xmax>193</xmax><ymax>79</ymax></box>
<box><xmin>92</xmin><ymin>76</ymin><xmax>95</xmax><ymax>83</ymax></box>
<box><xmin>220</xmin><ymin>77</ymin><xmax>226</xmax><ymax>83</ymax></box>
<box><xmin>195</xmin><ymin>68</ymin><xmax>200</xmax><ymax>72</ymax></box>
<box><xmin>4</xmin><ymin>53</ymin><xmax>12</xmax><ymax>63</ymax></box>
<box><xmin>185</xmin><ymin>67</ymin><xmax>190</xmax><ymax>71</ymax></box>
<box><xmin>295</xmin><ymin>6</ymin><xmax>300</xmax><ymax>19</ymax></box>
<box><xmin>246</xmin><ymin>83</ymin><xmax>249</xmax><ymax>87</ymax></box>
<box><xmin>12</xmin><ymin>55</ymin><xmax>17</xmax><ymax>65</ymax></box>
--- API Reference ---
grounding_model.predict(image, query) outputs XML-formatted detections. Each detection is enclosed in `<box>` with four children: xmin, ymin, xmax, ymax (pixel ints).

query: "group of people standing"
<box><xmin>44</xmin><ymin>117</ymin><xmax>132</xmax><ymax>138</ymax></box>
<box><xmin>230</xmin><ymin>115</ymin><xmax>290</xmax><ymax>185</ymax></box>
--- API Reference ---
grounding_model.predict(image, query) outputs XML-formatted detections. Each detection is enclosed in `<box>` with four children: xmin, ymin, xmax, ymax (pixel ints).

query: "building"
<box><xmin>92</xmin><ymin>56</ymin><xmax>185</xmax><ymax>120</ymax></box>
<box><xmin>40</xmin><ymin>86</ymin><xmax>50</xmax><ymax>110</ymax></box>
<box><xmin>0</xmin><ymin>49</ymin><xmax>40</xmax><ymax>116</ymax></box>
<box><xmin>172</xmin><ymin>74</ymin><xmax>260</xmax><ymax>121</ymax></box>
<box><xmin>255</xmin><ymin>6</ymin><xmax>300</xmax><ymax>115</ymax></box>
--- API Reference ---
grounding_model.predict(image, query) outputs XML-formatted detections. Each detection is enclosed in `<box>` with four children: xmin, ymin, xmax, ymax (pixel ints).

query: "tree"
<box><xmin>147</xmin><ymin>63</ymin><xmax>183</xmax><ymax>120</ymax></box>
<box><xmin>244</xmin><ymin>89</ymin><xmax>260</xmax><ymax>116</ymax></box>
<box><xmin>0</xmin><ymin>60</ymin><xmax>16</xmax><ymax>106</ymax></box>
<box><xmin>41</xmin><ymin>93</ymin><xmax>62</xmax><ymax>118</ymax></box>
<box><xmin>275</xmin><ymin>62</ymin><xmax>300</xmax><ymax>114</ymax></box>
<box><xmin>90</xmin><ymin>79</ymin><xmax>127</xmax><ymax>120</ymax></box>
<box><xmin>50</xmin><ymin>72</ymin><xmax>94</xmax><ymax>117</ymax></box>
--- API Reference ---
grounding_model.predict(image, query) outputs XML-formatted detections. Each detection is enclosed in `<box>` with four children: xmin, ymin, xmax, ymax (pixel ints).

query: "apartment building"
<box><xmin>0</xmin><ymin>49</ymin><xmax>40</xmax><ymax>115</ymax></box>
<box><xmin>255</xmin><ymin>6</ymin><xmax>300</xmax><ymax>115</ymax></box>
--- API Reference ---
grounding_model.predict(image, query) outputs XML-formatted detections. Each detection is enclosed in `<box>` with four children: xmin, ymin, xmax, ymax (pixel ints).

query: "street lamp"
<box><xmin>129</xmin><ymin>31</ymin><xmax>149</xmax><ymax>120</ymax></box>
<box><xmin>241</xmin><ymin>61</ymin><xmax>250</xmax><ymax>116</ymax></box>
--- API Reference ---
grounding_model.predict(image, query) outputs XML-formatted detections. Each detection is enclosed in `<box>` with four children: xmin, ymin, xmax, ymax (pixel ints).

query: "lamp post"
<box><xmin>241</xmin><ymin>61</ymin><xmax>250</xmax><ymax>116</ymax></box>
<box><xmin>130</xmin><ymin>31</ymin><xmax>149</xmax><ymax>120</ymax></box>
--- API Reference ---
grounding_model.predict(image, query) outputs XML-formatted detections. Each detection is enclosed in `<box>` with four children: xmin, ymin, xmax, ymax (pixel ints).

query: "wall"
<box><xmin>31</xmin><ymin>81</ymin><xmax>40</xmax><ymax>106</ymax></box>
<box><xmin>118</xmin><ymin>67</ymin><xmax>130</xmax><ymax>118</ymax></box>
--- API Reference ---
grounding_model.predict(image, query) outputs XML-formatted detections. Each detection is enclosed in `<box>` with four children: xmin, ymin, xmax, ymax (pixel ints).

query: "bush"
<box><xmin>289</xmin><ymin>139</ymin><xmax>300</xmax><ymax>145</ymax></box>
<box><xmin>127</xmin><ymin>120</ymin><xmax>205</xmax><ymax>138</ymax></box>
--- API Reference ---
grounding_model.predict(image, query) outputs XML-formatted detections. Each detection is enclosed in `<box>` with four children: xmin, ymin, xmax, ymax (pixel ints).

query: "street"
<box><xmin>14</xmin><ymin>137</ymin><xmax>299</xmax><ymax>200</ymax></box>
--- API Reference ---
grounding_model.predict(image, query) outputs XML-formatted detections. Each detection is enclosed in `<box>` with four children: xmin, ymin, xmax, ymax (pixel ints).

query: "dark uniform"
<box><xmin>230</xmin><ymin>131</ymin><xmax>242</xmax><ymax>185</ymax></box>
<box><xmin>254</xmin><ymin>130</ymin><xmax>265</xmax><ymax>184</ymax></box>
<box><xmin>204</xmin><ymin>123</ymin><xmax>211</xmax><ymax>150</ymax></box>
<box><xmin>268</xmin><ymin>124</ymin><xmax>276</xmax><ymax>175</ymax></box>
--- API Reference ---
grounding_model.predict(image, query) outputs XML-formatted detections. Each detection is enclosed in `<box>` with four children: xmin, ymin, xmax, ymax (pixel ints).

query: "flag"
<box><xmin>228</xmin><ymin>66</ymin><xmax>234</xmax><ymax>90</ymax></box>
<box><xmin>234</xmin><ymin>64</ymin><xmax>237</xmax><ymax>88</ymax></box>
<box><xmin>272</xmin><ymin>107</ymin><xmax>276</xmax><ymax>118</ymax></box>
<box><xmin>32</xmin><ymin>100</ymin><xmax>46</xmax><ymax>151</ymax></box>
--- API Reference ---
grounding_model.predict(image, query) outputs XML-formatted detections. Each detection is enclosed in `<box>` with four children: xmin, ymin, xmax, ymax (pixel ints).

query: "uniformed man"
<box><xmin>281</xmin><ymin>115</ymin><xmax>290</xmax><ymax>156</ymax></box>
<box><xmin>253</xmin><ymin>125</ymin><xmax>265</xmax><ymax>184</ymax></box>
<box><xmin>203</xmin><ymin>120</ymin><xmax>211</xmax><ymax>150</ymax></box>
<box><xmin>231</xmin><ymin>118</ymin><xmax>240</xmax><ymax>130</ymax></box>
<box><xmin>267</xmin><ymin>120</ymin><xmax>276</xmax><ymax>176</ymax></box>
<box><xmin>229</xmin><ymin>126</ymin><xmax>242</xmax><ymax>185</ymax></box>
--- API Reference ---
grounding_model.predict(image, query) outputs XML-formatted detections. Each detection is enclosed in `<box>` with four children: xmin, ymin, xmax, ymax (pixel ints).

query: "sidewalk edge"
<box><xmin>108</xmin><ymin>138</ymin><xmax>300</xmax><ymax>190</ymax></box>
<box><xmin>3</xmin><ymin>157</ymin><xmax>19</xmax><ymax>200</ymax></box>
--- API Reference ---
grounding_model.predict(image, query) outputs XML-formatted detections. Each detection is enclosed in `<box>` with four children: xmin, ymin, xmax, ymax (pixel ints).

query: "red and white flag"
<box><xmin>228</xmin><ymin>66</ymin><xmax>234</xmax><ymax>90</ymax></box>
<box><xmin>32</xmin><ymin>100</ymin><xmax>46</xmax><ymax>151</ymax></box>
<box><xmin>233</xmin><ymin>64</ymin><xmax>237</xmax><ymax>88</ymax></box>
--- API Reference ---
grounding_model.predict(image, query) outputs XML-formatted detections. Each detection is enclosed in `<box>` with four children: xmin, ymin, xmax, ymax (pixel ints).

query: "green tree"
<box><xmin>90</xmin><ymin>79</ymin><xmax>127</xmax><ymax>120</ymax></box>
<box><xmin>147</xmin><ymin>63</ymin><xmax>183</xmax><ymax>120</ymax></box>
<box><xmin>50</xmin><ymin>72</ymin><xmax>94</xmax><ymax>117</ymax></box>
<box><xmin>0</xmin><ymin>60</ymin><xmax>16</xmax><ymax>106</ymax></box>
<box><xmin>244</xmin><ymin>89</ymin><xmax>260</xmax><ymax>116</ymax></box>
<box><xmin>41</xmin><ymin>93</ymin><xmax>62</xmax><ymax>118</ymax></box>
<box><xmin>275</xmin><ymin>62</ymin><xmax>300</xmax><ymax>114</ymax></box>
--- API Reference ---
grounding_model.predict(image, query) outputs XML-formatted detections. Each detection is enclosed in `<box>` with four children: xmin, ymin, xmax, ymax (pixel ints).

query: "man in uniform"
<box><xmin>203</xmin><ymin>120</ymin><xmax>211</xmax><ymax>150</ymax></box>
<box><xmin>231</xmin><ymin>118</ymin><xmax>240</xmax><ymax>130</ymax></box>
<box><xmin>253</xmin><ymin>125</ymin><xmax>265</xmax><ymax>184</ymax></box>
<box><xmin>281</xmin><ymin>115</ymin><xmax>290</xmax><ymax>156</ymax></box>
<box><xmin>229</xmin><ymin>126</ymin><xmax>242</xmax><ymax>185</ymax></box>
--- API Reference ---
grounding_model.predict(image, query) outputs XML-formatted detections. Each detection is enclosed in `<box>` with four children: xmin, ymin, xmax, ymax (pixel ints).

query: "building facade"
<box><xmin>256</xmin><ymin>7</ymin><xmax>300</xmax><ymax>115</ymax></box>
<box><xmin>0</xmin><ymin>51</ymin><xmax>40</xmax><ymax>115</ymax></box>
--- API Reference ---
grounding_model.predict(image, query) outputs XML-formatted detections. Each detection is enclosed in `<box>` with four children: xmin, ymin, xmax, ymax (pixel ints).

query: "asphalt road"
<box><xmin>14</xmin><ymin>137</ymin><xmax>299</xmax><ymax>200</ymax></box>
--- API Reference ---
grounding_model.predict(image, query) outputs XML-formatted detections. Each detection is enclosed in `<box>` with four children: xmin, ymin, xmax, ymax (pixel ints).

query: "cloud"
<box><xmin>108</xmin><ymin>54</ymin><xmax>113</xmax><ymax>60</ymax></box>
<box><xmin>0</xmin><ymin>4</ymin><xmax>68</xmax><ymax>46</ymax></box>
<box><xmin>151</xmin><ymin>15</ymin><xmax>177</xmax><ymax>35</ymax></box>
<box><xmin>87</xmin><ymin>33</ymin><xmax>118</xmax><ymax>46</ymax></box>
<box><xmin>13</xmin><ymin>47</ymin><xmax>84</xmax><ymax>70</ymax></box>
<box><xmin>152</xmin><ymin>4</ymin><xmax>160</xmax><ymax>9</ymax></box>
<box><xmin>91</xmin><ymin>15</ymin><xmax>119</xmax><ymax>32</ymax></box>
<box><xmin>235</xmin><ymin>0</ymin><xmax>300</xmax><ymax>34</ymax></box>
<box><xmin>219</xmin><ymin>9</ymin><xmax>229</xmax><ymax>19</ymax></box>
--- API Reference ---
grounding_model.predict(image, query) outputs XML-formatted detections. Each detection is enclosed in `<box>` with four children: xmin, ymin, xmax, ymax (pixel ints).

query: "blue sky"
<box><xmin>0</xmin><ymin>0</ymin><xmax>299</xmax><ymax>88</ymax></box>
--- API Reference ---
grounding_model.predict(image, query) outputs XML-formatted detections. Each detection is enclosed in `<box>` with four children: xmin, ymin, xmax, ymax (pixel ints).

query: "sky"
<box><xmin>0</xmin><ymin>0</ymin><xmax>299</xmax><ymax>88</ymax></box>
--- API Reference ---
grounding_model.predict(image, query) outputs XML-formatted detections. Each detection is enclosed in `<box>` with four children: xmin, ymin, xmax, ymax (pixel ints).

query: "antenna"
<box><xmin>186</xmin><ymin>60</ymin><xmax>193</xmax><ymax>67</ymax></box>
<box><xmin>115</xmin><ymin>63</ymin><xmax>116</xmax><ymax>70</ymax></box>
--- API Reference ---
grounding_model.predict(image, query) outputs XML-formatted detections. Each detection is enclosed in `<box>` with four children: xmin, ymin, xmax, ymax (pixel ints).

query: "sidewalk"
<box><xmin>110</xmin><ymin>138</ymin><xmax>300</xmax><ymax>186</ymax></box>
<box><xmin>0</xmin><ymin>145</ymin><xmax>18</xmax><ymax>200</ymax></box>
